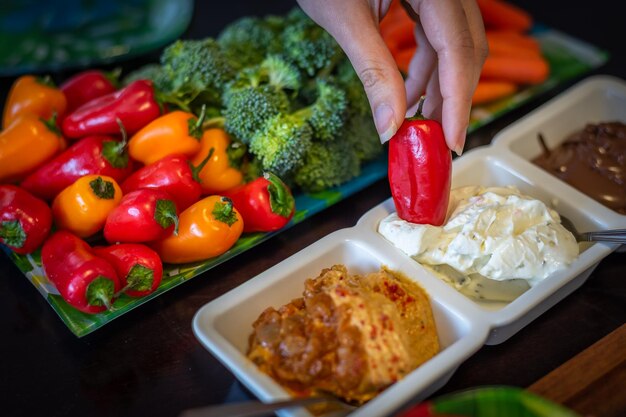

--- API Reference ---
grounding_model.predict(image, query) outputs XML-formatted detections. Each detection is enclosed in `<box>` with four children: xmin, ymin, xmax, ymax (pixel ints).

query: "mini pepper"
<box><xmin>0</xmin><ymin>185</ymin><xmax>53</xmax><ymax>254</ymax></box>
<box><xmin>128</xmin><ymin>106</ymin><xmax>207</xmax><ymax>165</ymax></box>
<box><xmin>153</xmin><ymin>195</ymin><xmax>243</xmax><ymax>264</ymax></box>
<box><xmin>41</xmin><ymin>230</ymin><xmax>120</xmax><ymax>314</ymax></box>
<box><xmin>0</xmin><ymin>113</ymin><xmax>64</xmax><ymax>183</ymax></box>
<box><xmin>52</xmin><ymin>175</ymin><xmax>123</xmax><ymax>238</ymax></box>
<box><xmin>61</xmin><ymin>79</ymin><xmax>162</xmax><ymax>139</ymax></box>
<box><xmin>387</xmin><ymin>97</ymin><xmax>452</xmax><ymax>226</ymax></box>
<box><xmin>2</xmin><ymin>75</ymin><xmax>67</xmax><ymax>129</ymax></box>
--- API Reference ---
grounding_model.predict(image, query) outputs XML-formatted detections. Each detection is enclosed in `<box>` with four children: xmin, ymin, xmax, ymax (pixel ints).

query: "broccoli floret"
<box><xmin>217</xmin><ymin>16</ymin><xmax>282</xmax><ymax>69</ymax></box>
<box><xmin>222</xmin><ymin>55</ymin><xmax>300</xmax><ymax>143</ymax></box>
<box><xmin>280</xmin><ymin>13</ymin><xmax>343</xmax><ymax>77</ymax></box>
<box><xmin>248</xmin><ymin>112</ymin><xmax>313</xmax><ymax>178</ymax></box>
<box><xmin>294</xmin><ymin>139</ymin><xmax>360</xmax><ymax>193</ymax></box>
<box><xmin>336</xmin><ymin>57</ymin><xmax>371</xmax><ymax>117</ymax></box>
<box><xmin>343</xmin><ymin>114</ymin><xmax>384</xmax><ymax>162</ymax></box>
<box><xmin>223</xmin><ymin>84</ymin><xmax>290</xmax><ymax>143</ymax></box>
<box><xmin>303</xmin><ymin>78</ymin><xmax>347</xmax><ymax>141</ymax></box>
<box><xmin>122</xmin><ymin>64</ymin><xmax>171</xmax><ymax>91</ymax></box>
<box><xmin>160</xmin><ymin>38</ymin><xmax>235</xmax><ymax>108</ymax></box>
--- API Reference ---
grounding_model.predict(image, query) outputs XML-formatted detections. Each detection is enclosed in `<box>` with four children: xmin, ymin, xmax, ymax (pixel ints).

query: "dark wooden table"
<box><xmin>1</xmin><ymin>1</ymin><xmax>624</xmax><ymax>417</ymax></box>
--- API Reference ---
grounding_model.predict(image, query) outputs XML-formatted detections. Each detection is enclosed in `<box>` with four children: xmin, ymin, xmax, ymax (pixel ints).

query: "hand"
<box><xmin>296</xmin><ymin>0</ymin><xmax>488</xmax><ymax>155</ymax></box>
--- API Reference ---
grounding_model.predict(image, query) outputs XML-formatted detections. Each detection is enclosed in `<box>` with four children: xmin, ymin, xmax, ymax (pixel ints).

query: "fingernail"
<box><xmin>374</xmin><ymin>103</ymin><xmax>397</xmax><ymax>143</ymax></box>
<box><xmin>454</xmin><ymin>144</ymin><xmax>464</xmax><ymax>157</ymax></box>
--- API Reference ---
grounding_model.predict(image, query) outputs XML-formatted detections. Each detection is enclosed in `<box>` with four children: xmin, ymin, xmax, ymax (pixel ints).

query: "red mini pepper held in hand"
<box><xmin>20</xmin><ymin>133</ymin><xmax>134</xmax><ymax>201</ymax></box>
<box><xmin>120</xmin><ymin>152</ymin><xmax>212</xmax><ymax>211</ymax></box>
<box><xmin>104</xmin><ymin>188</ymin><xmax>179</xmax><ymax>244</ymax></box>
<box><xmin>41</xmin><ymin>230</ymin><xmax>121</xmax><ymax>314</ymax></box>
<box><xmin>93</xmin><ymin>243</ymin><xmax>163</xmax><ymax>297</ymax></box>
<box><xmin>0</xmin><ymin>185</ymin><xmax>52</xmax><ymax>254</ymax></box>
<box><xmin>223</xmin><ymin>172</ymin><xmax>295</xmax><ymax>233</ymax></box>
<box><xmin>60</xmin><ymin>69</ymin><xmax>118</xmax><ymax>114</ymax></box>
<box><xmin>61</xmin><ymin>80</ymin><xmax>162</xmax><ymax>139</ymax></box>
<box><xmin>388</xmin><ymin>97</ymin><xmax>452</xmax><ymax>225</ymax></box>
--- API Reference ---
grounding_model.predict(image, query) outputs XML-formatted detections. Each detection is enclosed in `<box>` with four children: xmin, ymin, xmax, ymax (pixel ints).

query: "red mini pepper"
<box><xmin>120</xmin><ymin>153</ymin><xmax>211</xmax><ymax>211</ymax></box>
<box><xmin>60</xmin><ymin>69</ymin><xmax>118</xmax><ymax>114</ymax></box>
<box><xmin>61</xmin><ymin>79</ymin><xmax>162</xmax><ymax>139</ymax></box>
<box><xmin>0</xmin><ymin>185</ymin><xmax>53</xmax><ymax>254</ymax></box>
<box><xmin>93</xmin><ymin>243</ymin><xmax>163</xmax><ymax>297</ymax></box>
<box><xmin>41</xmin><ymin>230</ymin><xmax>121</xmax><ymax>314</ymax></box>
<box><xmin>223</xmin><ymin>172</ymin><xmax>295</xmax><ymax>233</ymax></box>
<box><xmin>388</xmin><ymin>97</ymin><xmax>452</xmax><ymax>226</ymax></box>
<box><xmin>103</xmin><ymin>188</ymin><xmax>179</xmax><ymax>244</ymax></box>
<box><xmin>20</xmin><ymin>134</ymin><xmax>134</xmax><ymax>201</ymax></box>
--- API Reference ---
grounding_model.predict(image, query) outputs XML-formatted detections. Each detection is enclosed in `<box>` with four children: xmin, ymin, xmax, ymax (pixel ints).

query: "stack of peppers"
<box><xmin>0</xmin><ymin>71</ymin><xmax>296</xmax><ymax>315</ymax></box>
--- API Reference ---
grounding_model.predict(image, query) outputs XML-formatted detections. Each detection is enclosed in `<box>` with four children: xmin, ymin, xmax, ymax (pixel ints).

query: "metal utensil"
<box><xmin>560</xmin><ymin>215</ymin><xmax>626</xmax><ymax>244</ymax></box>
<box><xmin>178</xmin><ymin>395</ymin><xmax>355</xmax><ymax>417</ymax></box>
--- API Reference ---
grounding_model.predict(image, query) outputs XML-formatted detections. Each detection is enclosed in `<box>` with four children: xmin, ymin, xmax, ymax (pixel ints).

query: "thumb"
<box><xmin>298</xmin><ymin>1</ymin><xmax>407</xmax><ymax>143</ymax></box>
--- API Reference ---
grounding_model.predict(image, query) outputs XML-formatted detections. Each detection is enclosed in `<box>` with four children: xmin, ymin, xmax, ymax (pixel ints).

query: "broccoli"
<box><xmin>248</xmin><ymin>112</ymin><xmax>313</xmax><ymax>178</ymax></box>
<box><xmin>280</xmin><ymin>12</ymin><xmax>343</xmax><ymax>77</ymax></box>
<box><xmin>222</xmin><ymin>55</ymin><xmax>300</xmax><ymax>143</ymax></box>
<box><xmin>217</xmin><ymin>16</ymin><xmax>282</xmax><ymax>69</ymax></box>
<box><xmin>336</xmin><ymin>57</ymin><xmax>371</xmax><ymax>118</ymax></box>
<box><xmin>223</xmin><ymin>85</ymin><xmax>290</xmax><ymax>144</ymax></box>
<box><xmin>160</xmin><ymin>38</ymin><xmax>235</xmax><ymax>109</ymax></box>
<box><xmin>122</xmin><ymin>64</ymin><xmax>171</xmax><ymax>91</ymax></box>
<box><xmin>343</xmin><ymin>114</ymin><xmax>384</xmax><ymax>162</ymax></box>
<box><xmin>294</xmin><ymin>139</ymin><xmax>360</xmax><ymax>193</ymax></box>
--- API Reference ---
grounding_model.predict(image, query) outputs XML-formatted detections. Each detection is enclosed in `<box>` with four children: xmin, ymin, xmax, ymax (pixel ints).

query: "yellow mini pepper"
<box><xmin>153</xmin><ymin>195</ymin><xmax>243</xmax><ymax>264</ymax></box>
<box><xmin>192</xmin><ymin>128</ymin><xmax>244</xmax><ymax>194</ymax></box>
<box><xmin>52</xmin><ymin>175</ymin><xmax>122</xmax><ymax>238</ymax></box>
<box><xmin>0</xmin><ymin>113</ymin><xmax>63</xmax><ymax>183</ymax></box>
<box><xmin>3</xmin><ymin>75</ymin><xmax>67</xmax><ymax>129</ymax></box>
<box><xmin>128</xmin><ymin>108</ymin><xmax>206</xmax><ymax>165</ymax></box>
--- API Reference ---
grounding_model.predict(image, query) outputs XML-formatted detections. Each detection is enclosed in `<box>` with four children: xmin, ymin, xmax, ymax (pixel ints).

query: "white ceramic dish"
<box><xmin>192</xmin><ymin>75</ymin><xmax>621</xmax><ymax>416</ymax></box>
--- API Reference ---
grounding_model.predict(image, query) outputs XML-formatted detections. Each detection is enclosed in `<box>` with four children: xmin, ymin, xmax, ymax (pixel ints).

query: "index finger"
<box><xmin>409</xmin><ymin>0</ymin><xmax>486</xmax><ymax>154</ymax></box>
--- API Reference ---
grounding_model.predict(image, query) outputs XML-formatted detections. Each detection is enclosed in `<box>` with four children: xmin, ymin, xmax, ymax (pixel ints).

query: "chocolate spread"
<box><xmin>532</xmin><ymin>122</ymin><xmax>626</xmax><ymax>214</ymax></box>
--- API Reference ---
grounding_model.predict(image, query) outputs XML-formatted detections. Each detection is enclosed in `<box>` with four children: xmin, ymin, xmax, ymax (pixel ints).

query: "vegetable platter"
<box><xmin>0</xmin><ymin>5</ymin><xmax>608</xmax><ymax>337</ymax></box>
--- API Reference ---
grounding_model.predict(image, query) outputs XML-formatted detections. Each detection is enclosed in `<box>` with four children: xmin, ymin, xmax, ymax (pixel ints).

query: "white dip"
<box><xmin>378</xmin><ymin>186</ymin><xmax>580</xmax><ymax>302</ymax></box>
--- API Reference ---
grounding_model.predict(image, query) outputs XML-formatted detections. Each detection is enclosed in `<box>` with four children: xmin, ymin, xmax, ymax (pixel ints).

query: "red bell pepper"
<box><xmin>103</xmin><ymin>188</ymin><xmax>179</xmax><ymax>244</ymax></box>
<box><xmin>20</xmin><ymin>133</ymin><xmax>134</xmax><ymax>201</ymax></box>
<box><xmin>388</xmin><ymin>97</ymin><xmax>451</xmax><ymax>226</ymax></box>
<box><xmin>223</xmin><ymin>172</ymin><xmax>295</xmax><ymax>233</ymax></box>
<box><xmin>0</xmin><ymin>185</ymin><xmax>53</xmax><ymax>254</ymax></box>
<box><xmin>60</xmin><ymin>69</ymin><xmax>117</xmax><ymax>114</ymax></box>
<box><xmin>93</xmin><ymin>243</ymin><xmax>163</xmax><ymax>297</ymax></box>
<box><xmin>61</xmin><ymin>79</ymin><xmax>162</xmax><ymax>139</ymax></box>
<box><xmin>41</xmin><ymin>230</ymin><xmax>120</xmax><ymax>314</ymax></box>
<box><xmin>120</xmin><ymin>153</ymin><xmax>211</xmax><ymax>211</ymax></box>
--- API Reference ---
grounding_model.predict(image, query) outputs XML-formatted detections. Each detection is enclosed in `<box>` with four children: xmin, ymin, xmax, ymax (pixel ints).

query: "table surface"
<box><xmin>1</xmin><ymin>1</ymin><xmax>625</xmax><ymax>417</ymax></box>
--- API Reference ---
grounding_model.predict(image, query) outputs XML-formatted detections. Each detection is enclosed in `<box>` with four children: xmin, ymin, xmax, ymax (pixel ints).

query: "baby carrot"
<box><xmin>486</xmin><ymin>30</ymin><xmax>541</xmax><ymax>52</ymax></box>
<box><xmin>477</xmin><ymin>0</ymin><xmax>533</xmax><ymax>32</ymax></box>
<box><xmin>394</xmin><ymin>46</ymin><xmax>416</xmax><ymax>74</ymax></box>
<box><xmin>486</xmin><ymin>32</ymin><xmax>542</xmax><ymax>59</ymax></box>
<box><xmin>481</xmin><ymin>54</ymin><xmax>549</xmax><ymax>85</ymax></box>
<box><xmin>472</xmin><ymin>80</ymin><xmax>518</xmax><ymax>105</ymax></box>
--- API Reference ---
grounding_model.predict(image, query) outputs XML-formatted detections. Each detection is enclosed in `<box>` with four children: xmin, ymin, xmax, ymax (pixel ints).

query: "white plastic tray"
<box><xmin>191</xmin><ymin>75</ymin><xmax>623</xmax><ymax>417</ymax></box>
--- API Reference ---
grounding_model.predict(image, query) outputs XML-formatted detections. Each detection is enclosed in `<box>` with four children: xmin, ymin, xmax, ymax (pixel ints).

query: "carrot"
<box><xmin>380</xmin><ymin>0</ymin><xmax>410</xmax><ymax>36</ymax></box>
<box><xmin>394</xmin><ymin>46</ymin><xmax>417</xmax><ymax>74</ymax></box>
<box><xmin>486</xmin><ymin>30</ymin><xmax>541</xmax><ymax>52</ymax></box>
<box><xmin>477</xmin><ymin>0</ymin><xmax>533</xmax><ymax>32</ymax></box>
<box><xmin>486</xmin><ymin>32</ymin><xmax>542</xmax><ymax>59</ymax></box>
<box><xmin>472</xmin><ymin>80</ymin><xmax>518</xmax><ymax>105</ymax></box>
<box><xmin>480</xmin><ymin>54</ymin><xmax>549</xmax><ymax>85</ymax></box>
<box><xmin>383</xmin><ymin>19</ymin><xmax>416</xmax><ymax>52</ymax></box>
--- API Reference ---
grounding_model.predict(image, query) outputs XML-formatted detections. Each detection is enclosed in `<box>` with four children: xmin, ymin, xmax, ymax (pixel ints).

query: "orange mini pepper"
<box><xmin>0</xmin><ymin>113</ymin><xmax>63</xmax><ymax>183</ymax></box>
<box><xmin>52</xmin><ymin>175</ymin><xmax>122</xmax><ymax>238</ymax></box>
<box><xmin>3</xmin><ymin>75</ymin><xmax>67</xmax><ymax>129</ymax></box>
<box><xmin>192</xmin><ymin>128</ymin><xmax>244</xmax><ymax>194</ymax></box>
<box><xmin>128</xmin><ymin>107</ymin><xmax>207</xmax><ymax>165</ymax></box>
<box><xmin>153</xmin><ymin>195</ymin><xmax>243</xmax><ymax>264</ymax></box>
